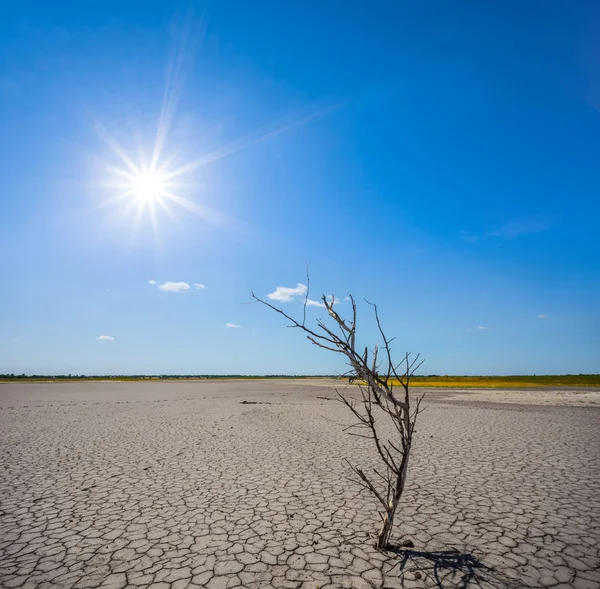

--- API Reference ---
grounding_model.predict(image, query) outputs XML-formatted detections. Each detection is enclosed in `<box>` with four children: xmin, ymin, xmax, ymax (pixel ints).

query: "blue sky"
<box><xmin>1</xmin><ymin>1</ymin><xmax>598</xmax><ymax>375</ymax></box>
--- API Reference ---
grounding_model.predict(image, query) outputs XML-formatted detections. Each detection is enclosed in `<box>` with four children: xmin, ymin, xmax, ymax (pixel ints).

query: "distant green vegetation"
<box><xmin>0</xmin><ymin>374</ymin><xmax>336</xmax><ymax>382</ymax></box>
<box><xmin>392</xmin><ymin>374</ymin><xmax>600</xmax><ymax>388</ymax></box>
<box><xmin>1</xmin><ymin>373</ymin><xmax>598</xmax><ymax>386</ymax></box>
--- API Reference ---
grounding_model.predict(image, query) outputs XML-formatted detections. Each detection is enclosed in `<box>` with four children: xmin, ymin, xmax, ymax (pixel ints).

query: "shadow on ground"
<box><xmin>386</xmin><ymin>547</ymin><xmax>517</xmax><ymax>589</ymax></box>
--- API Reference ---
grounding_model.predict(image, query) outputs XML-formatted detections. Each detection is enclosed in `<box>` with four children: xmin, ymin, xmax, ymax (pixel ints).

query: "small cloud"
<box><xmin>538</xmin><ymin>314</ymin><xmax>546</xmax><ymax>319</ymax></box>
<box><xmin>266</xmin><ymin>283</ymin><xmax>307</xmax><ymax>303</ymax></box>
<box><xmin>97</xmin><ymin>335</ymin><xmax>115</xmax><ymax>341</ymax></box>
<box><xmin>344</xmin><ymin>296</ymin><xmax>352</xmax><ymax>301</ymax></box>
<box><xmin>306</xmin><ymin>299</ymin><xmax>325</xmax><ymax>307</ymax></box>
<box><xmin>226</xmin><ymin>323</ymin><xmax>242</xmax><ymax>328</ymax></box>
<box><xmin>462</xmin><ymin>217</ymin><xmax>555</xmax><ymax>243</ymax></box>
<box><xmin>306</xmin><ymin>296</ymin><xmax>341</xmax><ymax>308</ymax></box>
<box><xmin>194</xmin><ymin>283</ymin><xmax>206</xmax><ymax>289</ymax></box>
<box><xmin>478</xmin><ymin>326</ymin><xmax>486</xmax><ymax>330</ymax></box>
<box><xmin>158</xmin><ymin>281</ymin><xmax>191</xmax><ymax>293</ymax></box>
<box><xmin>148</xmin><ymin>280</ymin><xmax>157</xmax><ymax>285</ymax></box>
<box><xmin>486</xmin><ymin>218</ymin><xmax>553</xmax><ymax>239</ymax></box>
<box><xmin>459</xmin><ymin>230</ymin><xmax>480</xmax><ymax>243</ymax></box>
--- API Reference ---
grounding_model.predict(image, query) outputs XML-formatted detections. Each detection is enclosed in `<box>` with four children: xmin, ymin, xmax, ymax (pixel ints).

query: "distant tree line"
<box><xmin>0</xmin><ymin>374</ymin><xmax>340</xmax><ymax>380</ymax></box>
<box><xmin>1</xmin><ymin>373</ymin><xmax>598</xmax><ymax>385</ymax></box>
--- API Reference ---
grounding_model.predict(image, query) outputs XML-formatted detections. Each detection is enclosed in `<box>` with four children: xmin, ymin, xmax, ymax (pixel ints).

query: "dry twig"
<box><xmin>252</xmin><ymin>282</ymin><xmax>424</xmax><ymax>548</ymax></box>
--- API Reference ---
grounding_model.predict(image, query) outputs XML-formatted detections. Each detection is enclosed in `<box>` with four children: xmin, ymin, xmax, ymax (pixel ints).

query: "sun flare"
<box><xmin>131</xmin><ymin>169</ymin><xmax>166</xmax><ymax>204</ymax></box>
<box><xmin>102</xmin><ymin>151</ymin><xmax>193</xmax><ymax>236</ymax></box>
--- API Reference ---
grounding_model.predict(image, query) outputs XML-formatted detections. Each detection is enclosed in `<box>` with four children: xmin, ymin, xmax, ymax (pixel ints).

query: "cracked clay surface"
<box><xmin>1</xmin><ymin>380</ymin><xmax>599</xmax><ymax>588</ymax></box>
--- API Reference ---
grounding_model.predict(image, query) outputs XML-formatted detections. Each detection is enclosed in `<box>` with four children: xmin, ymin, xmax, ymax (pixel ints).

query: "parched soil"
<box><xmin>1</xmin><ymin>380</ymin><xmax>598</xmax><ymax>588</ymax></box>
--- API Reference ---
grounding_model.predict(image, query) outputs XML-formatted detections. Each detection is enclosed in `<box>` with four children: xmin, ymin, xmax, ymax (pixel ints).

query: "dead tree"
<box><xmin>251</xmin><ymin>288</ymin><xmax>424</xmax><ymax>549</ymax></box>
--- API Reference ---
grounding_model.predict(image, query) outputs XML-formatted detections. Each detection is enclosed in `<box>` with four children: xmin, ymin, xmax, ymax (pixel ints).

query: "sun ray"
<box><xmin>154</xmin><ymin>195</ymin><xmax>176</xmax><ymax>218</ymax></box>
<box><xmin>94</xmin><ymin>123</ymin><xmax>141</xmax><ymax>176</ymax></box>
<box><xmin>162</xmin><ymin>103</ymin><xmax>342</xmax><ymax>181</ymax></box>
<box><xmin>98</xmin><ymin>104</ymin><xmax>337</xmax><ymax>238</ymax></box>
<box><xmin>151</xmin><ymin>10</ymin><xmax>204</xmax><ymax>171</ymax></box>
<box><xmin>161</xmin><ymin>190</ymin><xmax>231</xmax><ymax>227</ymax></box>
<box><xmin>148</xmin><ymin>198</ymin><xmax>159</xmax><ymax>240</ymax></box>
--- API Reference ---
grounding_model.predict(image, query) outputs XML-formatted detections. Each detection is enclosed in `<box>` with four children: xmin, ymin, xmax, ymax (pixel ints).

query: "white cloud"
<box><xmin>306</xmin><ymin>299</ymin><xmax>325</xmax><ymax>307</ymax></box>
<box><xmin>266</xmin><ymin>283</ymin><xmax>307</xmax><ymax>303</ymax></box>
<box><xmin>226</xmin><ymin>323</ymin><xmax>242</xmax><ymax>328</ymax></box>
<box><xmin>149</xmin><ymin>280</ymin><xmax>203</xmax><ymax>293</ymax></box>
<box><xmin>158</xmin><ymin>281</ymin><xmax>190</xmax><ymax>293</ymax></box>
<box><xmin>486</xmin><ymin>218</ymin><xmax>554</xmax><ymax>240</ymax></box>
<box><xmin>478</xmin><ymin>326</ymin><xmax>486</xmax><ymax>330</ymax></box>
<box><xmin>462</xmin><ymin>217</ymin><xmax>554</xmax><ymax>243</ymax></box>
<box><xmin>306</xmin><ymin>296</ymin><xmax>341</xmax><ymax>308</ymax></box>
<box><xmin>344</xmin><ymin>296</ymin><xmax>352</xmax><ymax>301</ymax></box>
<box><xmin>97</xmin><ymin>335</ymin><xmax>115</xmax><ymax>341</ymax></box>
<box><xmin>538</xmin><ymin>314</ymin><xmax>546</xmax><ymax>319</ymax></box>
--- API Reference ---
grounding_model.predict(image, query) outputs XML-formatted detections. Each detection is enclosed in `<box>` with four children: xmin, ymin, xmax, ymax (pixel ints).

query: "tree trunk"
<box><xmin>377</xmin><ymin>508</ymin><xmax>395</xmax><ymax>549</ymax></box>
<box><xmin>376</xmin><ymin>446</ymin><xmax>411</xmax><ymax>549</ymax></box>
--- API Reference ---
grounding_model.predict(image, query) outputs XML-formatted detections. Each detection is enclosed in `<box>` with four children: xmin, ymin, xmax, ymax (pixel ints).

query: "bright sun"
<box><xmin>131</xmin><ymin>169</ymin><xmax>166</xmax><ymax>204</ymax></box>
<box><xmin>101</xmin><ymin>154</ymin><xmax>190</xmax><ymax>237</ymax></box>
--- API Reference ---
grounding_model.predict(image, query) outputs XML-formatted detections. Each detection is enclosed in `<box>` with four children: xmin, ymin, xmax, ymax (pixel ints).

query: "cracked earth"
<box><xmin>1</xmin><ymin>380</ymin><xmax>598</xmax><ymax>589</ymax></box>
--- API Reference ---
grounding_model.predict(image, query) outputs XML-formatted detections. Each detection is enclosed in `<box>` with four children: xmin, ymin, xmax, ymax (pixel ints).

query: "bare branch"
<box><xmin>346</xmin><ymin>460</ymin><xmax>388</xmax><ymax>509</ymax></box>
<box><xmin>253</xmin><ymin>280</ymin><xmax>425</xmax><ymax>549</ymax></box>
<box><xmin>302</xmin><ymin>263</ymin><xmax>310</xmax><ymax>327</ymax></box>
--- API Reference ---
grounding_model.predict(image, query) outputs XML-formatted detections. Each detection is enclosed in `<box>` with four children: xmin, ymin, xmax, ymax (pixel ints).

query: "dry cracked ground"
<box><xmin>0</xmin><ymin>380</ymin><xmax>599</xmax><ymax>589</ymax></box>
